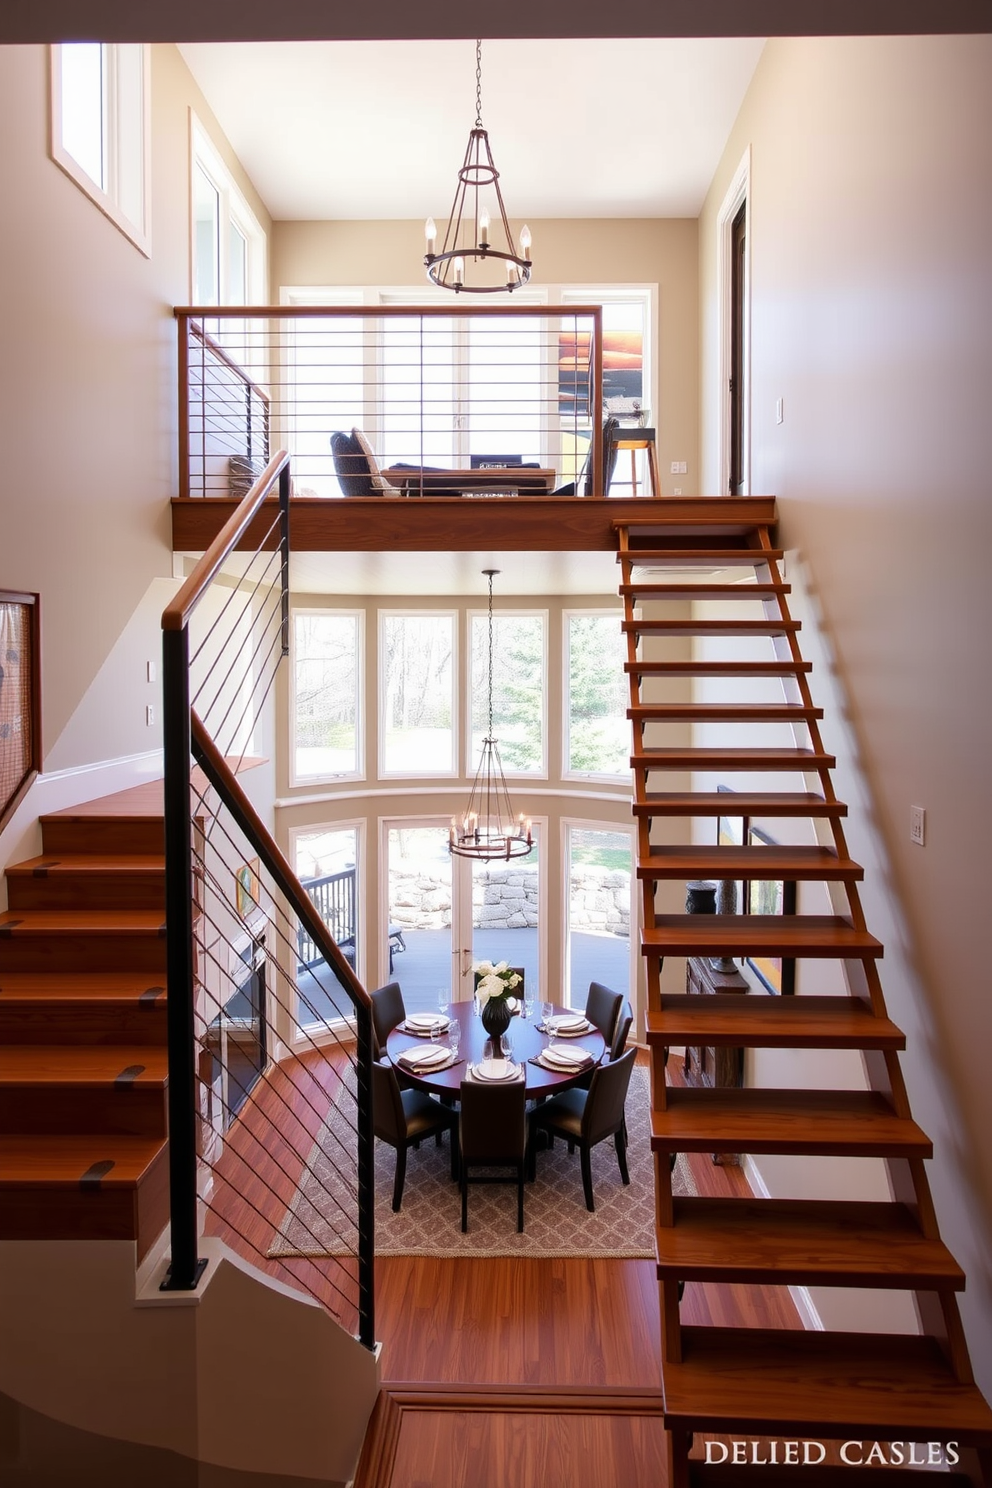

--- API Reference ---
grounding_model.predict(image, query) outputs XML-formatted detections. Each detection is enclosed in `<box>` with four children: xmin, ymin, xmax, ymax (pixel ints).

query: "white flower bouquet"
<box><xmin>472</xmin><ymin>959</ymin><xmax>522</xmax><ymax>1006</ymax></box>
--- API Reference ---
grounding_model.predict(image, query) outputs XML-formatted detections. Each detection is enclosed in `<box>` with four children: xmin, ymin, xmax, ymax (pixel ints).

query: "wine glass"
<box><xmin>524</xmin><ymin>986</ymin><xmax>536</xmax><ymax>1021</ymax></box>
<box><xmin>437</xmin><ymin>988</ymin><xmax>448</xmax><ymax>1019</ymax></box>
<box><xmin>541</xmin><ymin>999</ymin><xmax>554</xmax><ymax>1033</ymax></box>
<box><xmin>448</xmin><ymin>1020</ymin><xmax>460</xmax><ymax>1060</ymax></box>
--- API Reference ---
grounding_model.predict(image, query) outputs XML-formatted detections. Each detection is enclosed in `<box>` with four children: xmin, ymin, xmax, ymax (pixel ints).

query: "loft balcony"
<box><xmin>171</xmin><ymin>304</ymin><xmax>774</xmax><ymax>557</ymax></box>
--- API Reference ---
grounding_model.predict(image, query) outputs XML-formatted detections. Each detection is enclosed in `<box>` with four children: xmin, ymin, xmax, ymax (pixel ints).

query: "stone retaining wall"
<box><xmin>389</xmin><ymin>864</ymin><xmax>630</xmax><ymax>936</ymax></box>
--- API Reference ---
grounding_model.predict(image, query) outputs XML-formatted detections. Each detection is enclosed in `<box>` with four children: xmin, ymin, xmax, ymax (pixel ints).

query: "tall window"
<box><xmin>191</xmin><ymin>117</ymin><xmax>265</xmax><ymax>307</ymax></box>
<box><xmin>470</xmin><ymin>612</ymin><xmax>546</xmax><ymax>775</ymax></box>
<box><xmin>380</xmin><ymin>613</ymin><xmax>456</xmax><ymax>776</ymax></box>
<box><xmin>565</xmin><ymin>612</ymin><xmax>629</xmax><ymax>779</ymax></box>
<box><xmin>50</xmin><ymin>43</ymin><xmax>150</xmax><ymax>253</ymax></box>
<box><xmin>292</xmin><ymin>611</ymin><xmax>362</xmax><ymax>783</ymax></box>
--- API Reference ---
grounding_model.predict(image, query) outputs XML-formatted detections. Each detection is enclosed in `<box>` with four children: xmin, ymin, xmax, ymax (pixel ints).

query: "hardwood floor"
<box><xmin>205</xmin><ymin>1044</ymin><xmax>801</xmax><ymax>1486</ymax></box>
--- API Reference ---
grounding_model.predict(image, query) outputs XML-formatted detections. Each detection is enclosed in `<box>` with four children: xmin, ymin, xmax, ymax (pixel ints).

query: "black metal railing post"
<box><xmin>278</xmin><ymin>463</ymin><xmax>291</xmax><ymax>658</ymax></box>
<box><xmin>160</xmin><ymin>625</ymin><xmax>207</xmax><ymax>1291</ymax></box>
<box><xmin>355</xmin><ymin>1000</ymin><xmax>376</xmax><ymax>1350</ymax></box>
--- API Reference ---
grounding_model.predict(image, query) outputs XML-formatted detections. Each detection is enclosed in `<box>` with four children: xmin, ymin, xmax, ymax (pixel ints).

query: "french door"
<box><xmin>383</xmin><ymin>816</ymin><xmax>543</xmax><ymax>1016</ymax></box>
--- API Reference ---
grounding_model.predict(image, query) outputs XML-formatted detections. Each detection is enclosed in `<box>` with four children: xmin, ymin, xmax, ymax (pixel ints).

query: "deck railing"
<box><xmin>175</xmin><ymin>304</ymin><xmax>605</xmax><ymax>502</ymax></box>
<box><xmin>161</xmin><ymin>452</ymin><xmax>375</xmax><ymax>1348</ymax></box>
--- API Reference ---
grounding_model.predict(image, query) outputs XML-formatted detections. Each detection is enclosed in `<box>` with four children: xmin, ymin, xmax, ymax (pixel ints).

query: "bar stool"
<box><xmin>614</xmin><ymin>427</ymin><xmax>661</xmax><ymax>498</ymax></box>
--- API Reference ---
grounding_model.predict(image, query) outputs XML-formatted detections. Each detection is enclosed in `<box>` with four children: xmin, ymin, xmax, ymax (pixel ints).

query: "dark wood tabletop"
<box><xmin>385</xmin><ymin>1001</ymin><xmax>606</xmax><ymax>1099</ymax></box>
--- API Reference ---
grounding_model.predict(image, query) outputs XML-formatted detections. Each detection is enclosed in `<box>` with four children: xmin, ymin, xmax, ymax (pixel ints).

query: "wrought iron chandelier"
<box><xmin>449</xmin><ymin>570</ymin><xmax>533</xmax><ymax>861</ymax></box>
<box><xmin>424</xmin><ymin>40</ymin><xmax>532</xmax><ymax>294</ymax></box>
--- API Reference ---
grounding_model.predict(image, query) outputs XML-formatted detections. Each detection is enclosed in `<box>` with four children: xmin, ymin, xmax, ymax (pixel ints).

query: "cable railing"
<box><xmin>161</xmin><ymin>451</ymin><xmax>375</xmax><ymax>1348</ymax></box>
<box><xmin>175</xmin><ymin>304</ymin><xmax>606</xmax><ymax>502</ymax></box>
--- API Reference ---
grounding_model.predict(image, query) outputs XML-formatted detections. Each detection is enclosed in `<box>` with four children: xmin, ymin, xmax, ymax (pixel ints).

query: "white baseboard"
<box><xmin>742</xmin><ymin>1155</ymin><xmax>824</xmax><ymax>1331</ymax></box>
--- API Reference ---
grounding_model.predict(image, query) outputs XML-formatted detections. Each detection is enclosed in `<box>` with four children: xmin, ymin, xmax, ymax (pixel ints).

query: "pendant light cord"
<box><xmin>486</xmin><ymin>568</ymin><xmax>495</xmax><ymax>739</ymax></box>
<box><xmin>475</xmin><ymin>39</ymin><xmax>484</xmax><ymax>128</ymax></box>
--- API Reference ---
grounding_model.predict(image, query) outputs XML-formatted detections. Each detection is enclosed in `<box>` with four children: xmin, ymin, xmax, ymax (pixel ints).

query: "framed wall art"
<box><xmin>0</xmin><ymin>591</ymin><xmax>41</xmax><ymax>834</ymax></box>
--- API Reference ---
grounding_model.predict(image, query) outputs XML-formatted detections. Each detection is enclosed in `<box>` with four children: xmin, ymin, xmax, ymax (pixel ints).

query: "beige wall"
<box><xmin>698</xmin><ymin>34</ymin><xmax>992</xmax><ymax>1387</ymax></box>
<box><xmin>0</xmin><ymin>43</ymin><xmax>270</xmax><ymax>774</ymax></box>
<box><xmin>273</xmin><ymin>217</ymin><xmax>699</xmax><ymax>494</ymax></box>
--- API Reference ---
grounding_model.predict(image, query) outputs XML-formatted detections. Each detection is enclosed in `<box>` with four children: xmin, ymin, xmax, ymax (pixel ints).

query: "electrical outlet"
<box><xmin>910</xmin><ymin>805</ymin><xmax>925</xmax><ymax>846</ymax></box>
<box><xmin>672</xmin><ymin>487</ymin><xmax>682</xmax><ymax>495</ymax></box>
<box><xmin>146</xmin><ymin>705</ymin><xmax>155</xmax><ymax>727</ymax></box>
<box><xmin>147</xmin><ymin>660</ymin><xmax>157</xmax><ymax>683</ymax></box>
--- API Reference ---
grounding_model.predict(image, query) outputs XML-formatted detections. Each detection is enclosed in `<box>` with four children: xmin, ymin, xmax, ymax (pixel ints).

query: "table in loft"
<box><xmin>382</xmin><ymin>467</ymin><xmax>556</xmax><ymax>496</ymax></box>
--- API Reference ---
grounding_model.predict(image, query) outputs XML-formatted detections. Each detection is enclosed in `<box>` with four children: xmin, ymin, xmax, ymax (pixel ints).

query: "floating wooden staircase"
<box><xmin>616</xmin><ymin>520</ymin><xmax>992</xmax><ymax>1484</ymax></box>
<box><xmin>0</xmin><ymin>788</ymin><xmax>171</xmax><ymax>1260</ymax></box>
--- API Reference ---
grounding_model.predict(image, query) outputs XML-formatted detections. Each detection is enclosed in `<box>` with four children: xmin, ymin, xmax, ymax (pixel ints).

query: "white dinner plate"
<box><xmin>542</xmin><ymin>1045</ymin><xmax>590</xmax><ymax>1069</ymax></box>
<box><xmin>405</xmin><ymin>1013</ymin><xmax>451</xmax><ymax>1032</ymax></box>
<box><xmin>471</xmin><ymin>1059</ymin><xmax>519</xmax><ymax>1082</ymax></box>
<box><xmin>402</xmin><ymin>1044</ymin><xmax>451</xmax><ymax>1069</ymax></box>
<box><xmin>547</xmin><ymin>1015</ymin><xmax>591</xmax><ymax>1035</ymax></box>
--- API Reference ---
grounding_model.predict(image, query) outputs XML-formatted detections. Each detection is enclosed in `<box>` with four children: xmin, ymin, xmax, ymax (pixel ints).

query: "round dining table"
<box><xmin>385</xmin><ymin>1001</ymin><xmax>606</xmax><ymax>1099</ymax></box>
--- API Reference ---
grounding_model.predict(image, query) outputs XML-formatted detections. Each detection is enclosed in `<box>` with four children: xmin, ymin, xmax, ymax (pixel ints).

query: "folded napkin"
<box><xmin>398</xmin><ymin>1043</ymin><xmax>452</xmax><ymax>1070</ymax></box>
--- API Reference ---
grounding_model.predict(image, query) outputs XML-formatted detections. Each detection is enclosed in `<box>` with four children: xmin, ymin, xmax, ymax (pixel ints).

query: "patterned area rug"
<box><xmin>268</xmin><ymin>1065</ymin><xmax>695</xmax><ymax>1259</ymax></box>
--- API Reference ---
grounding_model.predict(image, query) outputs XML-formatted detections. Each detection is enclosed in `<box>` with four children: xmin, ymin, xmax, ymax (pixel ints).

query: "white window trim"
<box><xmin>562</xmin><ymin>608</ymin><xmax>630</xmax><ymax>785</ymax></box>
<box><xmin>190</xmin><ymin>112</ymin><xmax>266</xmax><ymax>305</ymax></box>
<box><xmin>49</xmin><ymin>43</ymin><xmax>151</xmax><ymax>256</ymax></box>
<box><xmin>290</xmin><ymin>607</ymin><xmax>365</xmax><ymax>788</ymax></box>
<box><xmin>466</xmin><ymin>606</ymin><xmax>549</xmax><ymax>780</ymax></box>
<box><xmin>717</xmin><ymin>147</ymin><xmax>751</xmax><ymax>498</ymax></box>
<box><xmin>287</xmin><ymin>817</ymin><xmax>366</xmax><ymax>1046</ymax></box>
<box><xmin>378</xmin><ymin>609</ymin><xmax>459</xmax><ymax>780</ymax></box>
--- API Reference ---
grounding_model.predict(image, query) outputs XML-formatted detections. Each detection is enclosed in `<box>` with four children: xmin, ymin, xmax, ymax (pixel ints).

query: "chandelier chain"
<box><xmin>486</xmin><ymin>568</ymin><xmax>495</xmax><ymax>737</ymax></box>
<box><xmin>475</xmin><ymin>39</ymin><xmax>483</xmax><ymax>128</ymax></box>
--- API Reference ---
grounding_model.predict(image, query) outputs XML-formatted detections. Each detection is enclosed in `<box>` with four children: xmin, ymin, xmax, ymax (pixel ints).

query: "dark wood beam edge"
<box><xmin>172</xmin><ymin>496</ymin><xmax>779</xmax><ymax>554</ymax></box>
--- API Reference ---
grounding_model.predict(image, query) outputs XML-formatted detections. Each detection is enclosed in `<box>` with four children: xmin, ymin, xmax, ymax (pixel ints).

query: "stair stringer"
<box><xmin>614</xmin><ymin>519</ymin><xmax>992</xmax><ymax>1487</ymax></box>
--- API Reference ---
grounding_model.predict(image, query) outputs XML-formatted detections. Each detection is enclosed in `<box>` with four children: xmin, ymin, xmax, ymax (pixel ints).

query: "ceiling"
<box><xmin>178</xmin><ymin>39</ymin><xmax>766</xmax><ymax>221</ymax></box>
<box><xmin>289</xmin><ymin>547</ymin><xmax>622</xmax><ymax>599</ymax></box>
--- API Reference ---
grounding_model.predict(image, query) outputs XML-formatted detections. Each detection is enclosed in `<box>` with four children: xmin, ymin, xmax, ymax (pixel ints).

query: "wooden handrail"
<box><xmin>190</xmin><ymin>716</ymin><xmax>372</xmax><ymax>1015</ymax></box>
<box><xmin>163</xmin><ymin>451</ymin><xmax>290</xmax><ymax>632</ymax></box>
<box><xmin>177</xmin><ymin>303</ymin><xmax>604</xmax><ymax>321</ymax></box>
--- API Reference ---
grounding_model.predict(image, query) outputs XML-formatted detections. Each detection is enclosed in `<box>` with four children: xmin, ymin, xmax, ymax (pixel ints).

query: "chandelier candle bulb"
<box><xmin>453</xmin><ymin>256</ymin><xmax>464</xmax><ymax>286</ymax></box>
<box><xmin>425</xmin><ymin>216</ymin><xmax>437</xmax><ymax>250</ymax></box>
<box><xmin>478</xmin><ymin>207</ymin><xmax>490</xmax><ymax>246</ymax></box>
<box><xmin>520</xmin><ymin>224</ymin><xmax>532</xmax><ymax>260</ymax></box>
<box><xmin>506</xmin><ymin>262</ymin><xmax>518</xmax><ymax>285</ymax></box>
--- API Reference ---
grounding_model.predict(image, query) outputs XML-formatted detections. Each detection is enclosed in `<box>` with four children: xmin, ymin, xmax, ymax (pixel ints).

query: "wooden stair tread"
<box><xmin>632</xmin><ymin>747</ymin><xmax>835</xmax><ymax>770</ymax></box>
<box><xmin>0</xmin><ymin>1046</ymin><xmax>168</xmax><ymax>1084</ymax></box>
<box><xmin>637</xmin><ymin>847</ymin><xmax>861</xmax><ymax>881</ymax></box>
<box><xmin>643</xmin><ymin>915</ymin><xmax>883</xmax><ymax>958</ymax></box>
<box><xmin>625</xmin><ymin>659</ymin><xmax>812</xmax><ymax>676</ymax></box>
<box><xmin>628</xmin><ymin>703</ymin><xmax>823</xmax><ymax>722</ymax></box>
<box><xmin>656</xmin><ymin>1198</ymin><xmax>964</xmax><ymax>1288</ymax></box>
<box><xmin>7</xmin><ymin>854</ymin><xmax>165</xmax><ymax>875</ymax></box>
<box><xmin>619</xmin><ymin>581</ymin><xmax>790</xmax><ymax>598</ymax></box>
<box><xmin>662</xmin><ymin>1327</ymin><xmax>992</xmax><ymax>1439</ymax></box>
<box><xmin>651</xmin><ymin>1089</ymin><xmax>930</xmax><ymax>1158</ymax></box>
<box><xmin>0</xmin><ymin>1133</ymin><xmax>166</xmax><ymax>1186</ymax></box>
<box><xmin>615</xmin><ymin>547</ymin><xmax>785</xmax><ymax>566</ymax></box>
<box><xmin>0</xmin><ymin>971</ymin><xmax>167</xmax><ymax>1001</ymax></box>
<box><xmin>632</xmin><ymin>791</ymin><xmax>845</xmax><ymax>818</ymax></box>
<box><xmin>0</xmin><ymin>909</ymin><xmax>166</xmax><ymax>934</ymax></box>
<box><xmin>622</xmin><ymin>618</ymin><xmax>800</xmax><ymax>635</ymax></box>
<box><xmin>647</xmin><ymin>995</ymin><xmax>905</xmax><ymax>1049</ymax></box>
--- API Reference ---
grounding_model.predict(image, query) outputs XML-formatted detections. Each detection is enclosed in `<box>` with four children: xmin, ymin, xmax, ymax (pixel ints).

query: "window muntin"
<box><xmin>50</xmin><ymin>43</ymin><xmax>150</xmax><ymax>254</ymax></box>
<box><xmin>564</xmin><ymin>612</ymin><xmax>629</xmax><ymax>780</ymax></box>
<box><xmin>380</xmin><ymin>613</ymin><xmax>456</xmax><ymax>777</ymax></box>
<box><xmin>470</xmin><ymin>611</ymin><xmax>546</xmax><ymax>776</ymax></box>
<box><xmin>292</xmin><ymin>610</ymin><xmax>363</xmax><ymax>784</ymax></box>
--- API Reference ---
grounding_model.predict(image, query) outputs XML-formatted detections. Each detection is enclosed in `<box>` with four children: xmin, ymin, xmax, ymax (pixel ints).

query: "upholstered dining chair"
<box><xmin>575</xmin><ymin>995</ymin><xmax>633</xmax><ymax>1093</ymax></box>
<box><xmin>372</xmin><ymin>1059</ymin><xmax>458</xmax><ymax>1212</ymax></box>
<box><xmin>584</xmin><ymin>981</ymin><xmax>624</xmax><ymax>1047</ymax></box>
<box><xmin>458</xmin><ymin>1077</ymin><xmax>529</xmax><ymax>1233</ymax></box>
<box><xmin>369</xmin><ymin>980</ymin><xmax>406</xmax><ymax>1058</ymax></box>
<box><xmin>530</xmin><ymin>1047</ymin><xmax>636</xmax><ymax>1212</ymax></box>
